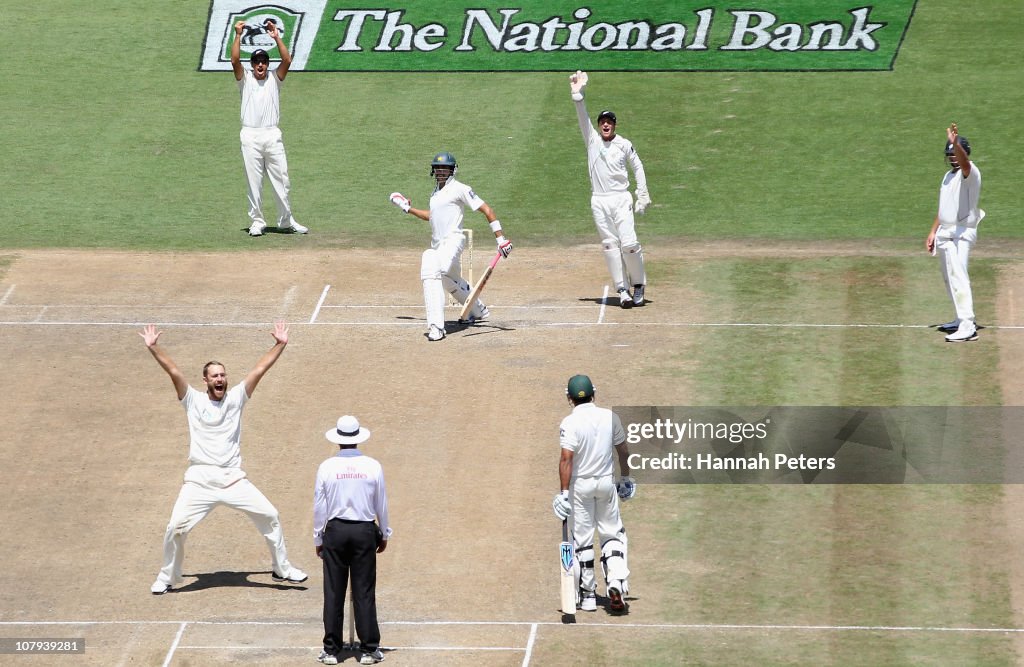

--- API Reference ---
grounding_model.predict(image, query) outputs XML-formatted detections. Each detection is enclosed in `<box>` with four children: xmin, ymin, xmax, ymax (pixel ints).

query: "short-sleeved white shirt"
<box><xmin>937</xmin><ymin>162</ymin><xmax>984</xmax><ymax>228</ymax></box>
<box><xmin>428</xmin><ymin>178</ymin><xmax>484</xmax><ymax>246</ymax></box>
<box><xmin>238</xmin><ymin>68</ymin><xmax>282</xmax><ymax>129</ymax></box>
<box><xmin>182</xmin><ymin>383</ymin><xmax>248</xmax><ymax>468</ymax></box>
<box><xmin>559</xmin><ymin>402</ymin><xmax>626</xmax><ymax>479</ymax></box>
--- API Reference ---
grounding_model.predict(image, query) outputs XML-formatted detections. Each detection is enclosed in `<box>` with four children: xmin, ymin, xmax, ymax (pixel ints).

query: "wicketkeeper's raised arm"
<box><xmin>569</xmin><ymin>70</ymin><xmax>594</xmax><ymax>143</ymax></box>
<box><xmin>243</xmin><ymin>321</ymin><xmax>289</xmax><ymax>397</ymax></box>
<box><xmin>140</xmin><ymin>324</ymin><xmax>189</xmax><ymax>400</ymax></box>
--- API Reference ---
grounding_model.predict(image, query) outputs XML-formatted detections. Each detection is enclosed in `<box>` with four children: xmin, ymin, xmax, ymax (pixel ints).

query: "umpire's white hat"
<box><xmin>326</xmin><ymin>415</ymin><xmax>371</xmax><ymax>445</ymax></box>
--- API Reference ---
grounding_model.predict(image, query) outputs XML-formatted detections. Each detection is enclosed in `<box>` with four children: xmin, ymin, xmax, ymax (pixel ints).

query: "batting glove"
<box><xmin>497</xmin><ymin>235</ymin><xmax>513</xmax><ymax>258</ymax></box>
<box><xmin>389</xmin><ymin>192</ymin><xmax>411</xmax><ymax>213</ymax></box>
<box><xmin>616</xmin><ymin>476</ymin><xmax>637</xmax><ymax>501</ymax></box>
<box><xmin>552</xmin><ymin>491</ymin><xmax>571</xmax><ymax>520</ymax></box>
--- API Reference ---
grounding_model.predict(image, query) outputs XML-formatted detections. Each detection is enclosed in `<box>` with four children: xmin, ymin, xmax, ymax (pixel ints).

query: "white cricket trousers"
<box><xmin>420</xmin><ymin>231</ymin><xmax>484</xmax><ymax>331</ymax></box>
<box><xmin>154</xmin><ymin>477</ymin><xmax>295</xmax><ymax>587</ymax></box>
<box><xmin>591</xmin><ymin>192</ymin><xmax>646</xmax><ymax>290</ymax></box>
<box><xmin>570</xmin><ymin>475</ymin><xmax>629</xmax><ymax>593</ymax></box>
<box><xmin>240</xmin><ymin>126</ymin><xmax>298</xmax><ymax>228</ymax></box>
<box><xmin>935</xmin><ymin>225</ymin><xmax>977</xmax><ymax>324</ymax></box>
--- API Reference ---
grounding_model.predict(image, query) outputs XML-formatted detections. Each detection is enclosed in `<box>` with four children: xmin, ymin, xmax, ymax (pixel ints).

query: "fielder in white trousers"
<box><xmin>240</xmin><ymin>126</ymin><xmax>300</xmax><ymax>231</ymax></box>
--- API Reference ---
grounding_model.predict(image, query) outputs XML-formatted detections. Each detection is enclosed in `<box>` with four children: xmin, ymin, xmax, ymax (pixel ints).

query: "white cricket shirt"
<box><xmin>182</xmin><ymin>383</ymin><xmax>248</xmax><ymax>468</ymax></box>
<box><xmin>937</xmin><ymin>162</ymin><xmax>984</xmax><ymax>228</ymax></box>
<box><xmin>238</xmin><ymin>68</ymin><xmax>282</xmax><ymax>129</ymax></box>
<box><xmin>573</xmin><ymin>95</ymin><xmax>648</xmax><ymax>199</ymax></box>
<box><xmin>428</xmin><ymin>178</ymin><xmax>484</xmax><ymax>246</ymax></box>
<box><xmin>560</xmin><ymin>402</ymin><xmax>627</xmax><ymax>479</ymax></box>
<box><xmin>313</xmin><ymin>449</ymin><xmax>392</xmax><ymax>547</ymax></box>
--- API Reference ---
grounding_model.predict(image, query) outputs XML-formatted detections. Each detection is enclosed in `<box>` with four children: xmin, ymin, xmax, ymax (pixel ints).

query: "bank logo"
<box><xmin>199</xmin><ymin>1</ymin><xmax>917</xmax><ymax>72</ymax></box>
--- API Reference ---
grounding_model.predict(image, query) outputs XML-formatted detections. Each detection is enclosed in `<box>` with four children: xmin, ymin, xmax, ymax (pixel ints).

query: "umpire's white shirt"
<box><xmin>182</xmin><ymin>383</ymin><xmax>247</xmax><ymax>469</ymax></box>
<box><xmin>313</xmin><ymin>449</ymin><xmax>392</xmax><ymax>547</ymax></box>
<box><xmin>573</xmin><ymin>94</ymin><xmax>648</xmax><ymax>199</ymax></box>
<box><xmin>429</xmin><ymin>178</ymin><xmax>483</xmax><ymax>246</ymax></box>
<box><xmin>560</xmin><ymin>403</ymin><xmax>627</xmax><ymax>479</ymax></box>
<box><xmin>937</xmin><ymin>162</ymin><xmax>984</xmax><ymax>229</ymax></box>
<box><xmin>238</xmin><ymin>68</ymin><xmax>282</xmax><ymax>129</ymax></box>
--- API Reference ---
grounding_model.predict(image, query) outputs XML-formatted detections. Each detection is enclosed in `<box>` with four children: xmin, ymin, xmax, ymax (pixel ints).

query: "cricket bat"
<box><xmin>458</xmin><ymin>251</ymin><xmax>502</xmax><ymax>322</ymax></box>
<box><xmin>560</xmin><ymin>519</ymin><xmax>576</xmax><ymax>616</ymax></box>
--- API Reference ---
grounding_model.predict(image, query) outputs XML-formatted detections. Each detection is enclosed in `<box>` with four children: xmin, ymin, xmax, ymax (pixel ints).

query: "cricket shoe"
<box><xmin>945</xmin><ymin>324</ymin><xmax>978</xmax><ymax>343</ymax></box>
<box><xmin>632</xmin><ymin>284</ymin><xmax>646</xmax><ymax>307</ymax></box>
<box><xmin>279</xmin><ymin>220</ymin><xmax>309</xmax><ymax>234</ymax></box>
<box><xmin>579</xmin><ymin>590</ymin><xmax>597</xmax><ymax>612</ymax></box>
<box><xmin>150</xmin><ymin>581</ymin><xmax>172</xmax><ymax>595</ymax></box>
<box><xmin>607</xmin><ymin>585</ymin><xmax>626</xmax><ymax>612</ymax></box>
<box><xmin>272</xmin><ymin>567</ymin><xmax>308</xmax><ymax>583</ymax></box>
<box><xmin>459</xmin><ymin>305</ymin><xmax>490</xmax><ymax>325</ymax></box>
<box><xmin>248</xmin><ymin>221</ymin><xmax>266</xmax><ymax>237</ymax></box>
<box><xmin>427</xmin><ymin>325</ymin><xmax>446</xmax><ymax>341</ymax></box>
<box><xmin>360</xmin><ymin>649</ymin><xmax>385</xmax><ymax>664</ymax></box>
<box><xmin>618</xmin><ymin>289</ymin><xmax>633</xmax><ymax>309</ymax></box>
<box><xmin>937</xmin><ymin>319</ymin><xmax>960</xmax><ymax>333</ymax></box>
<box><xmin>318</xmin><ymin>650</ymin><xmax>339</xmax><ymax>665</ymax></box>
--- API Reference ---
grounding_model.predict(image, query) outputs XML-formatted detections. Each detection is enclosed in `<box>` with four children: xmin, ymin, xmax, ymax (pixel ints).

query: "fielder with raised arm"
<box><xmin>570</xmin><ymin>70</ymin><xmax>650</xmax><ymax>308</ymax></box>
<box><xmin>141</xmin><ymin>322</ymin><xmax>307</xmax><ymax>594</ymax></box>
<box><xmin>389</xmin><ymin>152</ymin><xmax>512</xmax><ymax>341</ymax></box>
<box><xmin>552</xmin><ymin>374</ymin><xmax>636</xmax><ymax>613</ymax></box>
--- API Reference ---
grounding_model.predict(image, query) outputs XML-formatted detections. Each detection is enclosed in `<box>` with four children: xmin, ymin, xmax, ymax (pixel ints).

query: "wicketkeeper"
<box><xmin>552</xmin><ymin>374</ymin><xmax>635</xmax><ymax>613</ymax></box>
<box><xmin>569</xmin><ymin>70</ymin><xmax>651</xmax><ymax>308</ymax></box>
<box><xmin>390</xmin><ymin>152</ymin><xmax>512</xmax><ymax>341</ymax></box>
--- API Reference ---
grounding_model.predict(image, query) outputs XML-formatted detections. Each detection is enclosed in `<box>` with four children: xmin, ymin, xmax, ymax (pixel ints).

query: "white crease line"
<box><xmin>162</xmin><ymin>622</ymin><xmax>187</xmax><ymax>667</ymax></box>
<box><xmin>309</xmin><ymin>285</ymin><xmax>331</xmax><ymax>324</ymax></box>
<box><xmin>597</xmin><ymin>285</ymin><xmax>609</xmax><ymax>324</ymax></box>
<box><xmin>281</xmin><ymin>286</ymin><xmax>297</xmax><ymax>319</ymax></box>
<box><xmin>522</xmin><ymin>623</ymin><xmax>538</xmax><ymax>667</ymax></box>
<box><xmin>1</xmin><ymin>619</ymin><xmax>1021</xmax><ymax>633</ymax></box>
<box><xmin>178</xmin><ymin>645</ymin><xmax>524</xmax><ymax>651</ymax></box>
<box><xmin>32</xmin><ymin>306</ymin><xmax>48</xmax><ymax>322</ymax></box>
<box><xmin>0</xmin><ymin>284</ymin><xmax>14</xmax><ymax>304</ymax></box>
<box><xmin>1</xmin><ymin>320</ymin><xmax>1024</xmax><ymax>331</ymax></box>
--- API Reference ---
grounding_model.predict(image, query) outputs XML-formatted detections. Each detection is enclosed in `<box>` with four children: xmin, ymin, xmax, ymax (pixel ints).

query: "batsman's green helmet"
<box><xmin>567</xmin><ymin>375</ymin><xmax>595</xmax><ymax>400</ymax></box>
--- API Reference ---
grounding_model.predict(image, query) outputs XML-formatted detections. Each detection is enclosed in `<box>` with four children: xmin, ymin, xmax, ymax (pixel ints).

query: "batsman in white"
<box><xmin>569</xmin><ymin>70</ymin><xmax>651</xmax><ymax>308</ymax></box>
<box><xmin>140</xmin><ymin>322</ymin><xmax>307</xmax><ymax>594</ymax></box>
<box><xmin>925</xmin><ymin>123</ymin><xmax>984</xmax><ymax>343</ymax></box>
<box><xmin>552</xmin><ymin>374</ymin><xmax>636</xmax><ymax>613</ymax></box>
<box><xmin>231</xmin><ymin>20</ymin><xmax>308</xmax><ymax>237</ymax></box>
<box><xmin>390</xmin><ymin>152</ymin><xmax>512</xmax><ymax>341</ymax></box>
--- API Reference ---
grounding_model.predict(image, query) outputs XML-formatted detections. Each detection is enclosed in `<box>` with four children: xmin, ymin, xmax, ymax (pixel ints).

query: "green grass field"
<box><xmin>4</xmin><ymin>1</ymin><xmax>1024</xmax><ymax>665</ymax></box>
<box><xmin>4</xmin><ymin>0</ymin><xmax>1022</xmax><ymax>249</ymax></box>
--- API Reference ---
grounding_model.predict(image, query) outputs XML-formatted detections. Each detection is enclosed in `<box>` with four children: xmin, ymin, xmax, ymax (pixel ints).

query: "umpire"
<box><xmin>314</xmin><ymin>416</ymin><xmax>391</xmax><ymax>666</ymax></box>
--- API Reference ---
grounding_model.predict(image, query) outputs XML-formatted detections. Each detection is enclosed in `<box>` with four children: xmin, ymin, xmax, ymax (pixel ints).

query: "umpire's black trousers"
<box><xmin>322</xmin><ymin>518</ymin><xmax>381</xmax><ymax>655</ymax></box>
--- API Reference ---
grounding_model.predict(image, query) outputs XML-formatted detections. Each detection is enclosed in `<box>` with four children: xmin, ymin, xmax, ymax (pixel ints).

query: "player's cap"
<box><xmin>597</xmin><ymin>110</ymin><xmax>617</xmax><ymax>124</ymax></box>
<box><xmin>250</xmin><ymin>49</ymin><xmax>270</xmax><ymax>64</ymax></box>
<box><xmin>325</xmin><ymin>415</ymin><xmax>371</xmax><ymax>445</ymax></box>
<box><xmin>945</xmin><ymin>136</ymin><xmax>970</xmax><ymax>155</ymax></box>
<box><xmin>566</xmin><ymin>374</ymin><xmax>595</xmax><ymax>400</ymax></box>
